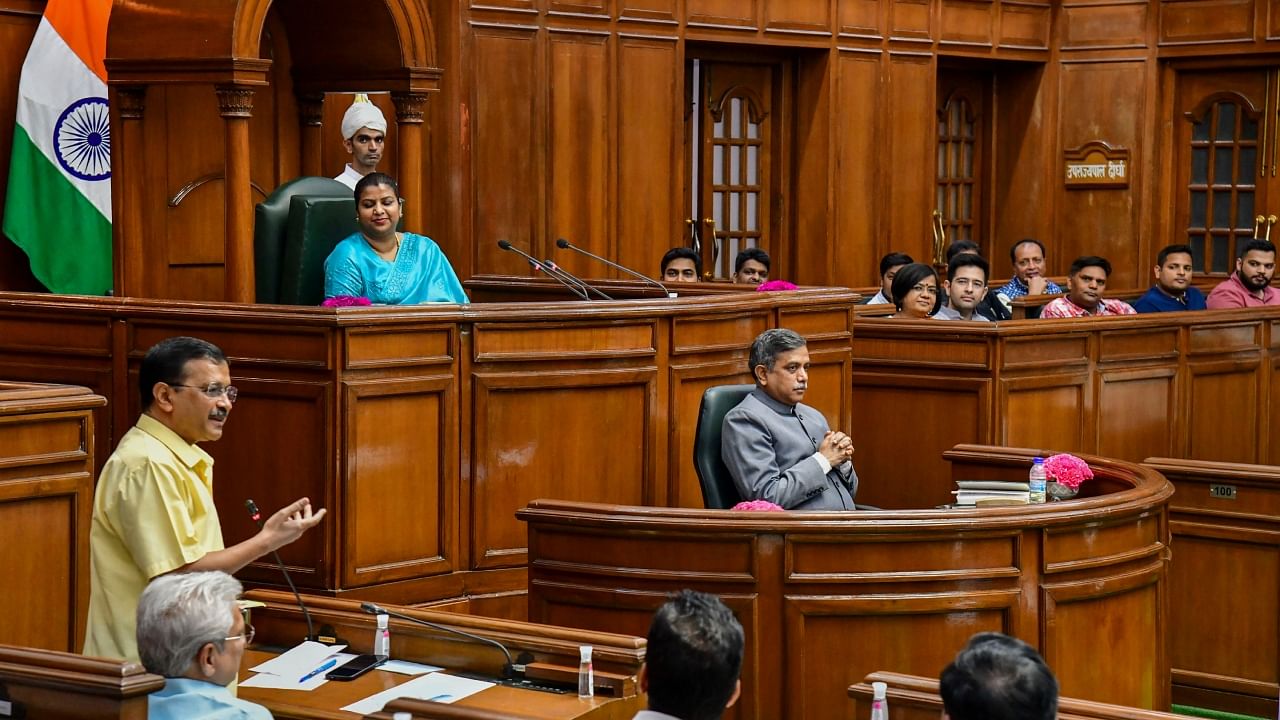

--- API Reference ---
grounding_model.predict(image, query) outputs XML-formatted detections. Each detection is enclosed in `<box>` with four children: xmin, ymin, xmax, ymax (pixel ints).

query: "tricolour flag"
<box><xmin>2</xmin><ymin>0</ymin><xmax>112</xmax><ymax>295</ymax></box>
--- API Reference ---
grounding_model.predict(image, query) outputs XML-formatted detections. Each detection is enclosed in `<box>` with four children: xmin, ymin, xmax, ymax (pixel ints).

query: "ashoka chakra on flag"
<box><xmin>54</xmin><ymin>96</ymin><xmax>110</xmax><ymax>181</ymax></box>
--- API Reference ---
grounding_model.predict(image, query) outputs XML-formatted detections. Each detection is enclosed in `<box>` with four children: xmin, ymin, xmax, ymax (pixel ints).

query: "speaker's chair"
<box><xmin>693</xmin><ymin>384</ymin><xmax>756</xmax><ymax>509</ymax></box>
<box><xmin>254</xmin><ymin>176</ymin><xmax>352</xmax><ymax>304</ymax></box>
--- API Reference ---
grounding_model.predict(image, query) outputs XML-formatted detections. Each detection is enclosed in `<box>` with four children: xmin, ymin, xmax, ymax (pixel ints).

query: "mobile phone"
<box><xmin>325</xmin><ymin>654</ymin><xmax>386</xmax><ymax>681</ymax></box>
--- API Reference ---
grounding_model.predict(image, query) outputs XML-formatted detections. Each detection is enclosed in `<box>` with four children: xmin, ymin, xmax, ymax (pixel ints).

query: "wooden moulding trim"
<box><xmin>1143</xmin><ymin>457</ymin><xmax>1280</xmax><ymax>482</ymax></box>
<box><xmin>0</xmin><ymin>383</ymin><xmax>105</xmax><ymax>411</ymax></box>
<box><xmin>0</xmin><ymin>645</ymin><xmax>163</xmax><ymax>696</ymax></box>
<box><xmin>1171</xmin><ymin>669</ymin><xmax>1280</xmax><ymax>697</ymax></box>
<box><xmin>1042</xmin><ymin>540</ymin><xmax>1166</xmax><ymax>575</ymax></box>
<box><xmin>528</xmin><ymin>558</ymin><xmax>757</xmax><ymax>584</ymax></box>
<box><xmin>104</xmin><ymin>58</ymin><xmax>272</xmax><ymax>87</ymax></box>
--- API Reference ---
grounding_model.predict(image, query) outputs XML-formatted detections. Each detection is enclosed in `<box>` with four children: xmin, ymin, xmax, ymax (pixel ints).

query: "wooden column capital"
<box><xmin>392</xmin><ymin>92</ymin><xmax>429</xmax><ymax>124</ymax></box>
<box><xmin>215</xmin><ymin>86</ymin><xmax>255</xmax><ymax>118</ymax></box>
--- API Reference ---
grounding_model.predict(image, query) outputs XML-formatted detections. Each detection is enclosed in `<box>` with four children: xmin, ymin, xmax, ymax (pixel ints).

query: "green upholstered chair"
<box><xmin>693</xmin><ymin>384</ymin><xmax>756</xmax><ymax>509</ymax></box>
<box><xmin>254</xmin><ymin>176</ymin><xmax>351</xmax><ymax>304</ymax></box>
<box><xmin>278</xmin><ymin>196</ymin><xmax>358</xmax><ymax>306</ymax></box>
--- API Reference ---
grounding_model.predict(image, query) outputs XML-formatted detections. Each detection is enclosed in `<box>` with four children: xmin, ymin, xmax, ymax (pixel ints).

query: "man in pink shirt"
<box><xmin>1040</xmin><ymin>256</ymin><xmax>1136</xmax><ymax>318</ymax></box>
<box><xmin>1206</xmin><ymin>239</ymin><xmax>1279</xmax><ymax>308</ymax></box>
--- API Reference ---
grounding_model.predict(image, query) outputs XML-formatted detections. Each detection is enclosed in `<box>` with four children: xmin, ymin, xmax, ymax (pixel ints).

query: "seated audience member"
<box><xmin>324</xmin><ymin>172</ymin><xmax>469</xmax><ymax>305</ymax></box>
<box><xmin>890</xmin><ymin>263</ymin><xmax>942</xmax><ymax>319</ymax></box>
<box><xmin>866</xmin><ymin>252</ymin><xmax>914</xmax><ymax>305</ymax></box>
<box><xmin>995</xmin><ymin>239</ymin><xmax>1062</xmax><ymax>311</ymax></box>
<box><xmin>940</xmin><ymin>632</ymin><xmax>1058</xmax><ymax>720</ymax></box>
<box><xmin>935</xmin><ymin>254</ymin><xmax>991</xmax><ymax>321</ymax></box>
<box><xmin>722</xmin><ymin>329</ymin><xmax>859</xmax><ymax>510</ymax></box>
<box><xmin>661</xmin><ymin>247</ymin><xmax>702</xmax><ymax>283</ymax></box>
<box><xmin>1206</xmin><ymin>239</ymin><xmax>1279</xmax><ymax>308</ymax></box>
<box><xmin>137</xmin><ymin>571</ymin><xmax>270</xmax><ymax>720</ymax></box>
<box><xmin>635</xmin><ymin>590</ymin><xmax>743</xmax><ymax>720</ymax></box>
<box><xmin>1133</xmin><ymin>243</ymin><xmax>1207</xmax><ymax>313</ymax></box>
<box><xmin>731</xmin><ymin>247</ymin><xmax>771</xmax><ymax>286</ymax></box>
<box><xmin>1040</xmin><ymin>256</ymin><xmax>1136</xmax><ymax>318</ymax></box>
<box><xmin>946</xmin><ymin>241</ymin><xmax>1010</xmax><ymax>320</ymax></box>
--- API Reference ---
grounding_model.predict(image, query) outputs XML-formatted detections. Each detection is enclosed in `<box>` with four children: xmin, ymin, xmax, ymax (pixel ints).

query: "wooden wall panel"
<box><xmin>839</xmin><ymin>0</ymin><xmax>882</xmax><ymax>36</ymax></box>
<box><xmin>886</xmin><ymin>54</ymin><xmax>934</xmax><ymax>265</ymax></box>
<box><xmin>764</xmin><ymin>0</ymin><xmax>832</xmax><ymax>33</ymax></box>
<box><xmin>687</xmin><ymin>0</ymin><xmax>759</xmax><ymax>28</ymax></box>
<box><xmin>1159</xmin><ymin>0</ymin><xmax>1256</xmax><ymax>44</ymax></box>
<box><xmin>0</xmin><ymin>494</ymin><xmax>77</xmax><ymax>649</ymax></box>
<box><xmin>939</xmin><ymin>0</ymin><xmax>995</xmax><ymax>46</ymax></box>
<box><xmin>616</xmin><ymin>39</ymin><xmax>680</xmax><ymax>280</ymax></box>
<box><xmin>890</xmin><ymin>0</ymin><xmax>932</xmax><ymax>40</ymax></box>
<box><xmin>548</xmin><ymin>34</ymin><xmax>609</xmax><ymax>273</ymax></box>
<box><xmin>1001</xmin><ymin>374</ymin><xmax>1089</xmax><ymax>452</ymax></box>
<box><xmin>834</xmin><ymin>53</ymin><xmax>882</xmax><ymax>286</ymax></box>
<box><xmin>999</xmin><ymin>4</ymin><xmax>1051</xmax><ymax>48</ymax></box>
<box><xmin>620</xmin><ymin>0</ymin><xmax>678</xmax><ymax>23</ymax></box>
<box><xmin>1056</xmin><ymin>62</ymin><xmax>1146</xmax><ymax>287</ymax></box>
<box><xmin>470</xmin><ymin>27</ymin><xmax>540</xmax><ymax>278</ymax></box>
<box><xmin>669</xmin><ymin>361</ymin><xmax>752</xmax><ymax>508</ymax></box>
<box><xmin>1060</xmin><ymin>2</ymin><xmax>1149</xmax><ymax>48</ymax></box>
<box><xmin>1185</xmin><ymin>361</ymin><xmax>1263</xmax><ymax>462</ymax></box>
<box><xmin>991</xmin><ymin>63</ymin><xmax>1053</xmax><ymax>264</ymax></box>
<box><xmin>1096</xmin><ymin>368</ymin><xmax>1178</xmax><ymax>460</ymax></box>
<box><xmin>0</xmin><ymin>3</ymin><xmax>44</xmax><ymax>292</ymax></box>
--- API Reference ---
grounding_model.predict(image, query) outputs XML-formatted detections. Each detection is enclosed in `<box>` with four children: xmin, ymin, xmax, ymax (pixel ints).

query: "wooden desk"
<box><xmin>1143</xmin><ymin>456</ymin><xmax>1280</xmax><ymax>718</ymax></box>
<box><xmin>0</xmin><ymin>286</ymin><xmax>855</xmax><ymax>613</ymax></box>
<box><xmin>0</xmin><ymin>381</ymin><xmax>103</xmax><ymax>652</ymax></box>
<box><xmin>852</xmin><ymin>306</ymin><xmax>1280</xmax><ymax>509</ymax></box>
<box><xmin>519</xmin><ymin>446</ymin><xmax>1173</xmax><ymax>720</ymax></box>
<box><xmin>849</xmin><ymin>672</ymin><xmax>1188</xmax><ymax>720</ymax></box>
<box><xmin>0</xmin><ymin>643</ymin><xmax>162</xmax><ymax>720</ymax></box>
<box><xmin>239</xmin><ymin>591</ymin><xmax>645</xmax><ymax>720</ymax></box>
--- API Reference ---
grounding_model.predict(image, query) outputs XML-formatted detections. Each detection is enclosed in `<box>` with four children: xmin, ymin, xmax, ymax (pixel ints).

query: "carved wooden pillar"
<box><xmin>392</xmin><ymin>92</ymin><xmax>427</xmax><ymax>229</ymax></box>
<box><xmin>114</xmin><ymin>87</ymin><xmax>146</xmax><ymax>298</ymax></box>
<box><xmin>299</xmin><ymin>93</ymin><xmax>325</xmax><ymax>178</ymax></box>
<box><xmin>216</xmin><ymin>85</ymin><xmax>256</xmax><ymax>303</ymax></box>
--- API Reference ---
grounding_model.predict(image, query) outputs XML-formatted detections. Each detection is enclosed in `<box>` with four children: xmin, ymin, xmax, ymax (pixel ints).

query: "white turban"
<box><xmin>341</xmin><ymin>99</ymin><xmax>387</xmax><ymax>140</ymax></box>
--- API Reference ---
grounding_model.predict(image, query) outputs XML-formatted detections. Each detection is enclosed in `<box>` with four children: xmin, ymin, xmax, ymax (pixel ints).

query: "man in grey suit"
<box><xmin>721</xmin><ymin>328</ymin><xmax>859</xmax><ymax>510</ymax></box>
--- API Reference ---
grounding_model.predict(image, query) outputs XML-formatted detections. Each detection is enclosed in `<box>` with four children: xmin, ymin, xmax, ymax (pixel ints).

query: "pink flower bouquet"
<box><xmin>322</xmin><ymin>295</ymin><xmax>372</xmax><ymax>307</ymax></box>
<box><xmin>756</xmin><ymin>280</ymin><xmax>798</xmax><ymax>292</ymax></box>
<box><xmin>1044</xmin><ymin>453</ymin><xmax>1093</xmax><ymax>489</ymax></box>
<box><xmin>731</xmin><ymin>499</ymin><xmax>786</xmax><ymax>512</ymax></box>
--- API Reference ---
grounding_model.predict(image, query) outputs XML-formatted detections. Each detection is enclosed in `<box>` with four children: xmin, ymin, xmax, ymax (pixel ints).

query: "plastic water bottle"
<box><xmin>578</xmin><ymin>645</ymin><xmax>593</xmax><ymax>698</ymax></box>
<box><xmin>373</xmin><ymin>613</ymin><xmax>390</xmax><ymax>659</ymax></box>
<box><xmin>870</xmin><ymin>681</ymin><xmax>889</xmax><ymax>720</ymax></box>
<box><xmin>1029</xmin><ymin>457</ymin><xmax>1047</xmax><ymax>504</ymax></box>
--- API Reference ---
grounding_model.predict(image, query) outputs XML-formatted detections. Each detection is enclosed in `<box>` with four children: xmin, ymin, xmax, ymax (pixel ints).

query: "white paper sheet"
<box><xmin>243</xmin><ymin>649</ymin><xmax>356</xmax><ymax>691</ymax></box>
<box><xmin>249</xmin><ymin>641</ymin><xmax>348</xmax><ymax>677</ymax></box>
<box><xmin>340</xmin><ymin>673</ymin><xmax>494</xmax><ymax>714</ymax></box>
<box><xmin>378</xmin><ymin>660</ymin><xmax>444</xmax><ymax>676</ymax></box>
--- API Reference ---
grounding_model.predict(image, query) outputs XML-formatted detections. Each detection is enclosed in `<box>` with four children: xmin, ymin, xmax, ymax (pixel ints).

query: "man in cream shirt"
<box><xmin>335</xmin><ymin>95</ymin><xmax>388</xmax><ymax>190</ymax></box>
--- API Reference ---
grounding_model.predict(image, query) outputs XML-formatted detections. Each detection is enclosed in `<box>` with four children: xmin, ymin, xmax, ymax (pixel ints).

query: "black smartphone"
<box><xmin>325</xmin><ymin>654</ymin><xmax>387</xmax><ymax>681</ymax></box>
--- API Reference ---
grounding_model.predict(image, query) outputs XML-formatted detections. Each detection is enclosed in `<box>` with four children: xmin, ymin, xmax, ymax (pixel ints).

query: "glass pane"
<box><xmin>729</xmin><ymin>192</ymin><xmax>740</xmax><ymax>231</ymax></box>
<box><xmin>1190</xmin><ymin>234</ymin><xmax>1206</xmax><ymax>270</ymax></box>
<box><xmin>1212</xmin><ymin>191</ymin><xmax>1231</xmax><ymax>228</ymax></box>
<box><xmin>713</xmin><ymin>112</ymin><xmax>724</xmax><ymax>138</ymax></box>
<box><xmin>747</xmin><ymin>120</ymin><xmax>758</xmax><ymax>140</ymax></box>
<box><xmin>951</xmin><ymin>102</ymin><xmax>961</xmax><ymax>126</ymax></box>
<box><xmin>1240</xmin><ymin>147</ymin><xmax>1257</xmax><ymax>179</ymax></box>
<box><xmin>713</xmin><ymin>191</ymin><xmax>723</xmax><ymax>227</ymax></box>
<box><xmin>962</xmin><ymin>141</ymin><xmax>973</xmax><ymax>178</ymax></box>
<box><xmin>949</xmin><ymin>142</ymin><xmax>958</xmax><ymax>175</ymax></box>
<box><xmin>1213</xmin><ymin>147</ymin><xmax>1233</xmax><ymax>185</ymax></box>
<box><xmin>1212</xmin><ymin>234</ymin><xmax>1230</xmax><ymax>272</ymax></box>
<box><xmin>1192</xmin><ymin>118</ymin><xmax>1209</xmax><ymax>142</ymax></box>
<box><xmin>747</xmin><ymin>146</ymin><xmax>758</xmax><ymax>185</ymax></box>
<box><xmin>937</xmin><ymin>185</ymin><xmax>945</xmax><ymax>212</ymax></box>
<box><xmin>1237</xmin><ymin>191</ymin><xmax>1255</xmax><ymax>230</ymax></box>
<box><xmin>937</xmin><ymin>144</ymin><xmax>946</xmax><ymax>179</ymax></box>
<box><xmin>964</xmin><ymin>120</ymin><xmax>974</xmax><ymax>139</ymax></box>
<box><xmin>731</xmin><ymin>146</ymin><xmax>740</xmax><ymax>185</ymax></box>
<box><xmin>949</xmin><ymin>186</ymin><xmax>957</xmax><ymax>218</ymax></box>
<box><xmin>747</xmin><ymin>193</ymin><xmax>757</xmax><ymax>231</ymax></box>
<box><xmin>713</xmin><ymin>145</ymin><xmax>723</xmax><ymax>185</ymax></box>
<box><xmin>1191</xmin><ymin>147</ymin><xmax>1209</xmax><ymax>183</ymax></box>
<box><xmin>1190</xmin><ymin>190</ymin><xmax>1207</xmax><ymax>227</ymax></box>
<box><xmin>1216</xmin><ymin>103</ymin><xmax>1236</xmax><ymax>141</ymax></box>
<box><xmin>730</xmin><ymin>99</ymin><xmax>741</xmax><ymax>139</ymax></box>
<box><xmin>1242</xmin><ymin>114</ymin><xmax>1258</xmax><ymax>141</ymax></box>
<box><xmin>961</xmin><ymin>185</ymin><xmax>971</xmax><ymax>220</ymax></box>
<box><xmin>938</xmin><ymin>118</ymin><xmax>946</xmax><ymax>138</ymax></box>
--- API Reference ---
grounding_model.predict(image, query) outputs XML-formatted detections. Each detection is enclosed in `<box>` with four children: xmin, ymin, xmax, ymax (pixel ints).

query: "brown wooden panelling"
<box><xmin>620</xmin><ymin>0</ymin><xmax>678</xmax><ymax>23</ymax></box>
<box><xmin>834</xmin><ymin>52</ymin><xmax>882</xmax><ymax>283</ymax></box>
<box><xmin>616</xmin><ymin>39</ymin><xmax>681</xmax><ymax>279</ymax></box>
<box><xmin>839</xmin><ymin>0</ymin><xmax>882</xmax><ymax>36</ymax></box>
<box><xmin>940</xmin><ymin>0</ymin><xmax>995</xmax><ymax>46</ymax></box>
<box><xmin>548</xmin><ymin>33</ymin><xmax>610</xmax><ymax>270</ymax></box>
<box><xmin>0</xmin><ymin>4</ymin><xmax>43</xmax><ymax>292</ymax></box>
<box><xmin>1185</xmin><ymin>360</ymin><xmax>1262</xmax><ymax>462</ymax></box>
<box><xmin>1096</xmin><ymin>367</ymin><xmax>1179</xmax><ymax>460</ymax></box>
<box><xmin>764</xmin><ymin>0</ymin><xmax>832</xmax><ymax>33</ymax></box>
<box><xmin>890</xmin><ymin>0</ymin><xmax>933</xmax><ymax>40</ymax></box>
<box><xmin>687</xmin><ymin>0</ymin><xmax>759</xmax><ymax>28</ymax></box>
<box><xmin>1060</xmin><ymin>2</ymin><xmax>1149</xmax><ymax>48</ymax></box>
<box><xmin>999</xmin><ymin>3</ymin><xmax>1052</xmax><ymax>48</ymax></box>
<box><xmin>668</xmin><ymin>360</ymin><xmax>752</xmax><ymax>508</ymax></box>
<box><xmin>1160</xmin><ymin>0</ymin><xmax>1256</xmax><ymax>44</ymax></box>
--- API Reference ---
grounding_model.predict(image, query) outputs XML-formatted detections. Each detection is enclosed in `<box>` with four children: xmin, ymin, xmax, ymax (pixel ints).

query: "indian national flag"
<box><xmin>2</xmin><ymin>0</ymin><xmax>112</xmax><ymax>295</ymax></box>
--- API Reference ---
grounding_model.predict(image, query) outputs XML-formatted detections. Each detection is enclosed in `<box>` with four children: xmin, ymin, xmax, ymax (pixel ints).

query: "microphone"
<box><xmin>555</xmin><ymin>238</ymin><xmax>672</xmax><ymax>297</ymax></box>
<box><xmin>245</xmin><ymin>499</ymin><xmax>333</xmax><ymax>645</ymax></box>
<box><xmin>360</xmin><ymin>602</ymin><xmax>518</xmax><ymax>679</ymax></box>
<box><xmin>497</xmin><ymin>240</ymin><xmax>588</xmax><ymax>300</ymax></box>
<box><xmin>542</xmin><ymin>258</ymin><xmax>613</xmax><ymax>300</ymax></box>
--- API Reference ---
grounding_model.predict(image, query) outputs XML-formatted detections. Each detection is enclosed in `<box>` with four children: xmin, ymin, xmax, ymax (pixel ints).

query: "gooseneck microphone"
<box><xmin>555</xmin><ymin>237</ymin><xmax>672</xmax><ymax>297</ymax></box>
<box><xmin>497</xmin><ymin>240</ymin><xmax>589</xmax><ymax>300</ymax></box>
<box><xmin>245</xmin><ymin>499</ymin><xmax>316</xmax><ymax>643</ymax></box>
<box><xmin>542</xmin><ymin>258</ymin><xmax>613</xmax><ymax>300</ymax></box>
<box><xmin>360</xmin><ymin>602</ymin><xmax>518</xmax><ymax>679</ymax></box>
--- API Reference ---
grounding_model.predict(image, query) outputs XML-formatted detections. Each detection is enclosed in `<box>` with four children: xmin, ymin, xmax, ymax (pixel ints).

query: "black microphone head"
<box><xmin>497</xmin><ymin>239</ymin><xmax>512</xmax><ymax>250</ymax></box>
<box><xmin>244</xmin><ymin>499</ymin><xmax>260</xmax><ymax>519</ymax></box>
<box><xmin>360</xmin><ymin>602</ymin><xmax>383</xmax><ymax>615</ymax></box>
<box><xmin>556</xmin><ymin>238</ymin><xmax>571</xmax><ymax>249</ymax></box>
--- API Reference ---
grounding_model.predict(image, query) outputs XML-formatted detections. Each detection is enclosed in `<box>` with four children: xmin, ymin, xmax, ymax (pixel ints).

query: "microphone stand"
<box><xmin>244</xmin><ymin>499</ymin><xmax>319</xmax><ymax>643</ymax></box>
<box><xmin>555</xmin><ymin>237</ymin><xmax>672</xmax><ymax>297</ymax></box>
<box><xmin>542</xmin><ymin>258</ymin><xmax>612</xmax><ymax>300</ymax></box>
<box><xmin>497</xmin><ymin>240</ymin><xmax>589</xmax><ymax>300</ymax></box>
<box><xmin>360</xmin><ymin>602</ymin><xmax>518</xmax><ymax>679</ymax></box>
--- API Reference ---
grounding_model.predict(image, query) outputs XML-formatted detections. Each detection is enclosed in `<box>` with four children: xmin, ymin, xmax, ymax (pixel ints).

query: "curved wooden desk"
<box><xmin>518</xmin><ymin>446</ymin><xmax>1173</xmax><ymax>720</ymax></box>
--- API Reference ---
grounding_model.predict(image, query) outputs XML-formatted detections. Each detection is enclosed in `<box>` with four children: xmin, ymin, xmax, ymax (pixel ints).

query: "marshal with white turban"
<box><xmin>341</xmin><ymin>100</ymin><xmax>387</xmax><ymax>140</ymax></box>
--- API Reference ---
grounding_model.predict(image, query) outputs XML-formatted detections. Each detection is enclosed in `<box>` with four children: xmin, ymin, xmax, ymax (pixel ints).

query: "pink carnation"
<box><xmin>322</xmin><ymin>295</ymin><xmax>372</xmax><ymax>307</ymax></box>
<box><xmin>731</xmin><ymin>499</ymin><xmax>786</xmax><ymax>512</ymax></box>
<box><xmin>756</xmin><ymin>280</ymin><xmax>798</xmax><ymax>292</ymax></box>
<box><xmin>1044</xmin><ymin>453</ymin><xmax>1094</xmax><ymax>489</ymax></box>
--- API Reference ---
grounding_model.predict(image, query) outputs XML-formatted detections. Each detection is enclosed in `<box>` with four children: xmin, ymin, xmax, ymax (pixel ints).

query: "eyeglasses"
<box><xmin>169</xmin><ymin>384</ymin><xmax>239</xmax><ymax>403</ymax></box>
<box><xmin>224</xmin><ymin>624</ymin><xmax>255</xmax><ymax>644</ymax></box>
<box><xmin>910</xmin><ymin>284</ymin><xmax>939</xmax><ymax>296</ymax></box>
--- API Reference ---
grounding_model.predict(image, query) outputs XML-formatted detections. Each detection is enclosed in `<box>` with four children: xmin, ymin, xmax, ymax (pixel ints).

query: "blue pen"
<box><xmin>426</xmin><ymin>694</ymin><xmax>452</xmax><ymax>702</ymax></box>
<box><xmin>299</xmin><ymin>658</ymin><xmax>338</xmax><ymax>683</ymax></box>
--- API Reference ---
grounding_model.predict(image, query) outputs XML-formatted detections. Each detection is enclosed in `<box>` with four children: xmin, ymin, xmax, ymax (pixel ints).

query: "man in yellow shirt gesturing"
<box><xmin>84</xmin><ymin>336</ymin><xmax>326</xmax><ymax>662</ymax></box>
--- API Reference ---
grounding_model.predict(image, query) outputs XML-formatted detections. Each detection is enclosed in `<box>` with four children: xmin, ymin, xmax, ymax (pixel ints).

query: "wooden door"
<box><xmin>1174</xmin><ymin>69</ymin><xmax>1280</xmax><ymax>274</ymax></box>
<box><xmin>936</xmin><ymin>69</ymin><xmax>990</xmax><ymax>251</ymax></box>
<box><xmin>689</xmin><ymin>61</ymin><xmax>779</xmax><ymax>280</ymax></box>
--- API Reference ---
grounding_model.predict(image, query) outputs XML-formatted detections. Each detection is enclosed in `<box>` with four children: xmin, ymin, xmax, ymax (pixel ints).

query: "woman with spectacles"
<box><xmin>890</xmin><ymin>263</ymin><xmax>943</xmax><ymax>320</ymax></box>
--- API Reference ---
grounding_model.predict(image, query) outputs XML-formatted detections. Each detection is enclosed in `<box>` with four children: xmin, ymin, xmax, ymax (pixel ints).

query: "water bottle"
<box><xmin>373</xmin><ymin>613</ymin><xmax>390</xmax><ymax>659</ymax></box>
<box><xmin>1029</xmin><ymin>457</ymin><xmax>1047</xmax><ymax>504</ymax></box>
<box><xmin>578</xmin><ymin>645</ymin><xmax>594</xmax><ymax>698</ymax></box>
<box><xmin>870</xmin><ymin>681</ymin><xmax>889</xmax><ymax>720</ymax></box>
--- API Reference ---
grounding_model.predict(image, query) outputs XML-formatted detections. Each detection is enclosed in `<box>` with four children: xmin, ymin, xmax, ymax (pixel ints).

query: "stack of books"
<box><xmin>952</xmin><ymin>480</ymin><xmax>1030</xmax><ymax>506</ymax></box>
